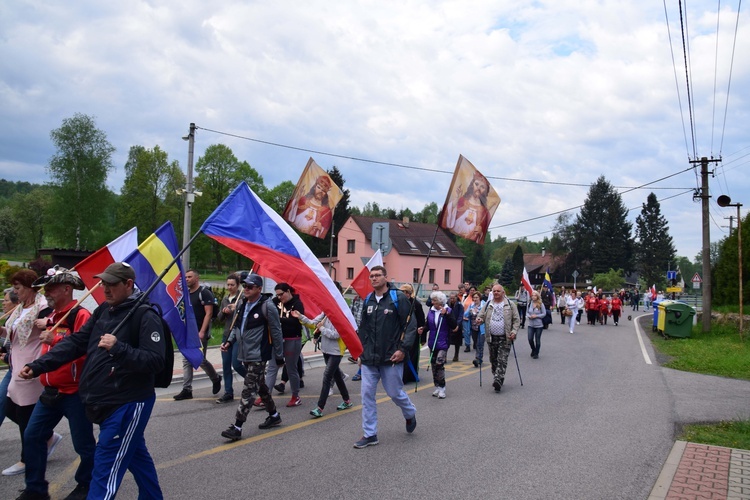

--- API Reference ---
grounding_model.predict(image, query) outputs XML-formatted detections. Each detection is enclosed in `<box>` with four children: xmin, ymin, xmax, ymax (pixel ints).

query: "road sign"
<box><xmin>666</xmin><ymin>286</ymin><xmax>682</xmax><ymax>293</ymax></box>
<box><xmin>667</xmin><ymin>270</ymin><xmax>677</xmax><ymax>281</ymax></box>
<box><xmin>691</xmin><ymin>272</ymin><xmax>702</xmax><ymax>283</ymax></box>
<box><xmin>371</xmin><ymin>223</ymin><xmax>392</xmax><ymax>256</ymax></box>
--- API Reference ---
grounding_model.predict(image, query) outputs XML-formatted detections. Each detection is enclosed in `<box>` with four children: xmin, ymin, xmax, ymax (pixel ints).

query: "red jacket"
<box><xmin>585</xmin><ymin>296</ymin><xmax>598</xmax><ymax>311</ymax></box>
<box><xmin>611</xmin><ymin>297</ymin><xmax>623</xmax><ymax>311</ymax></box>
<box><xmin>598</xmin><ymin>298</ymin><xmax>610</xmax><ymax>314</ymax></box>
<box><xmin>40</xmin><ymin>302</ymin><xmax>92</xmax><ymax>395</ymax></box>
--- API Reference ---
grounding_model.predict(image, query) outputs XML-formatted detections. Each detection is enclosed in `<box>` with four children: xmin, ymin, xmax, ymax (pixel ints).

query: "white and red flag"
<box><xmin>75</xmin><ymin>228</ymin><xmax>138</xmax><ymax>304</ymax></box>
<box><xmin>521</xmin><ymin>267</ymin><xmax>534</xmax><ymax>295</ymax></box>
<box><xmin>350</xmin><ymin>250</ymin><xmax>384</xmax><ymax>299</ymax></box>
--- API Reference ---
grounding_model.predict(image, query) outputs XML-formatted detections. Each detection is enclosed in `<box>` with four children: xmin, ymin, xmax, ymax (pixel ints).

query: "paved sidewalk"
<box><xmin>649</xmin><ymin>441</ymin><xmax>750</xmax><ymax>499</ymax></box>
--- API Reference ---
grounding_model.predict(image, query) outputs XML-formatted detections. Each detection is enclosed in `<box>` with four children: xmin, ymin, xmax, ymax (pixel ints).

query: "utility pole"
<box><xmin>724</xmin><ymin>215</ymin><xmax>734</xmax><ymax>234</ymax></box>
<box><xmin>181</xmin><ymin>123</ymin><xmax>196</xmax><ymax>268</ymax></box>
<box><xmin>690</xmin><ymin>156</ymin><xmax>721</xmax><ymax>333</ymax></box>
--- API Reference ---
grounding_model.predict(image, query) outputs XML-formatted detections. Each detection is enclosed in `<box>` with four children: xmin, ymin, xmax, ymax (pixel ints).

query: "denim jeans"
<box><xmin>23</xmin><ymin>393</ymin><xmax>96</xmax><ymax>494</ymax></box>
<box><xmin>527</xmin><ymin>327</ymin><xmax>543</xmax><ymax>355</ymax></box>
<box><xmin>221</xmin><ymin>340</ymin><xmax>247</xmax><ymax>396</ymax></box>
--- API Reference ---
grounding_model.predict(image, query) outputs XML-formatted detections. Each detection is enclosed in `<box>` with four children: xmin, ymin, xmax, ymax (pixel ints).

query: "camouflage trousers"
<box><xmin>429</xmin><ymin>349</ymin><xmax>447</xmax><ymax>388</ymax></box>
<box><xmin>236</xmin><ymin>361</ymin><xmax>276</xmax><ymax>423</ymax></box>
<box><xmin>487</xmin><ymin>335</ymin><xmax>511</xmax><ymax>388</ymax></box>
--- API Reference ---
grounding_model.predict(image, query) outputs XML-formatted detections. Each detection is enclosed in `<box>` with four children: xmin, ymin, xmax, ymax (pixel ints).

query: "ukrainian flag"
<box><xmin>125</xmin><ymin>222</ymin><xmax>203</xmax><ymax>368</ymax></box>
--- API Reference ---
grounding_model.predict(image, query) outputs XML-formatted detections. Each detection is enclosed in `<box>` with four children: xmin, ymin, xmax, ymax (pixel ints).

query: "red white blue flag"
<box><xmin>200</xmin><ymin>182</ymin><xmax>362</xmax><ymax>359</ymax></box>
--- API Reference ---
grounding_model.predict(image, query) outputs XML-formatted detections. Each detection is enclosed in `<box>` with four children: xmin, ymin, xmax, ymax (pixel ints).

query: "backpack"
<box><xmin>129</xmin><ymin>303</ymin><xmax>174</xmax><ymax>388</ymax></box>
<box><xmin>200</xmin><ymin>286</ymin><xmax>219</xmax><ymax>320</ymax></box>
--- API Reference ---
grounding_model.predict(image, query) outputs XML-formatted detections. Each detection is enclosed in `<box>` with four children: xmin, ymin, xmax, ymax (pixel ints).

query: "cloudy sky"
<box><xmin>1</xmin><ymin>1</ymin><xmax>748</xmax><ymax>265</ymax></box>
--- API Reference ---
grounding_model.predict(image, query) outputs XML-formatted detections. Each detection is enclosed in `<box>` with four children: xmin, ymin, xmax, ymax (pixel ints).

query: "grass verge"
<box><xmin>678</xmin><ymin>420</ymin><xmax>750</xmax><ymax>450</ymax></box>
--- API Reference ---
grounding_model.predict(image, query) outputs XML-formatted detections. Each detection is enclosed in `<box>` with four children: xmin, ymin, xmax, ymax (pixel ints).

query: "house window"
<box><xmin>444</xmin><ymin>269</ymin><xmax>450</xmax><ymax>284</ymax></box>
<box><xmin>347</xmin><ymin>240</ymin><xmax>355</xmax><ymax>253</ymax></box>
<box><xmin>406</xmin><ymin>240</ymin><xmax>418</xmax><ymax>251</ymax></box>
<box><xmin>436</xmin><ymin>242</ymin><xmax>448</xmax><ymax>253</ymax></box>
<box><xmin>347</xmin><ymin>267</ymin><xmax>354</xmax><ymax>279</ymax></box>
<box><xmin>429</xmin><ymin>269</ymin><xmax>435</xmax><ymax>283</ymax></box>
<box><xmin>413</xmin><ymin>268</ymin><xmax>420</xmax><ymax>283</ymax></box>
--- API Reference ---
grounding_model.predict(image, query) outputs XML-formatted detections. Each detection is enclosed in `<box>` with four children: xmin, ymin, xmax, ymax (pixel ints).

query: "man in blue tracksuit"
<box><xmin>354</xmin><ymin>265</ymin><xmax>417</xmax><ymax>449</ymax></box>
<box><xmin>21</xmin><ymin>262</ymin><xmax>165</xmax><ymax>499</ymax></box>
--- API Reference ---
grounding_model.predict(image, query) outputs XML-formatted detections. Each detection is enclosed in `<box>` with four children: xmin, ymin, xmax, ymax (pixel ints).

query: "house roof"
<box><xmin>350</xmin><ymin>216</ymin><xmax>465</xmax><ymax>259</ymax></box>
<box><xmin>523</xmin><ymin>253</ymin><xmax>562</xmax><ymax>274</ymax></box>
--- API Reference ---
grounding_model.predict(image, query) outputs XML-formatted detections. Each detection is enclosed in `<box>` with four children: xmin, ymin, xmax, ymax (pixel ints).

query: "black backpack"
<box><xmin>199</xmin><ymin>285</ymin><xmax>220</xmax><ymax>320</ymax></box>
<box><xmin>129</xmin><ymin>303</ymin><xmax>174</xmax><ymax>389</ymax></box>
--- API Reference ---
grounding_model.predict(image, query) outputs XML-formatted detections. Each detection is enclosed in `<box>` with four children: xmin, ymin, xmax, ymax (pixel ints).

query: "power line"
<box><xmin>663</xmin><ymin>0</ymin><xmax>693</xmax><ymax>161</ymax></box>
<box><xmin>196</xmin><ymin>126</ymin><xmax>691</xmax><ymax>190</ymax></box>
<box><xmin>718</xmin><ymin>0</ymin><xmax>743</xmax><ymax>156</ymax></box>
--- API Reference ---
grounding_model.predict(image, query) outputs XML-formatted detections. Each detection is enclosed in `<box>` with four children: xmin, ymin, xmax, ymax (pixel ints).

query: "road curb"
<box><xmin>648</xmin><ymin>440</ymin><xmax>686</xmax><ymax>499</ymax></box>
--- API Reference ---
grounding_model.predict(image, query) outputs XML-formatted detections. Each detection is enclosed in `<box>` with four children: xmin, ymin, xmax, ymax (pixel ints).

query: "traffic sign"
<box><xmin>691</xmin><ymin>272</ymin><xmax>702</xmax><ymax>283</ymax></box>
<box><xmin>666</xmin><ymin>287</ymin><xmax>682</xmax><ymax>293</ymax></box>
<box><xmin>667</xmin><ymin>270</ymin><xmax>677</xmax><ymax>281</ymax></box>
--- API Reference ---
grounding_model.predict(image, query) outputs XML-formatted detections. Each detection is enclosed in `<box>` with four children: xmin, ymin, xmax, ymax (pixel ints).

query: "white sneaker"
<box><xmin>2</xmin><ymin>461</ymin><xmax>25</xmax><ymax>476</ymax></box>
<box><xmin>47</xmin><ymin>432</ymin><xmax>63</xmax><ymax>458</ymax></box>
<box><xmin>342</xmin><ymin>372</ymin><xmax>349</xmax><ymax>381</ymax></box>
<box><xmin>432</xmin><ymin>387</ymin><xmax>440</xmax><ymax>397</ymax></box>
<box><xmin>438</xmin><ymin>387</ymin><xmax>446</xmax><ymax>399</ymax></box>
<box><xmin>329</xmin><ymin>387</ymin><xmax>334</xmax><ymax>396</ymax></box>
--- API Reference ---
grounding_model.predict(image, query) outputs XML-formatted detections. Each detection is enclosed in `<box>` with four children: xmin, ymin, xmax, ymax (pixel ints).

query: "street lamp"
<box><xmin>717</xmin><ymin>195</ymin><xmax>744</xmax><ymax>339</ymax></box>
<box><xmin>181</xmin><ymin>123</ymin><xmax>196</xmax><ymax>268</ymax></box>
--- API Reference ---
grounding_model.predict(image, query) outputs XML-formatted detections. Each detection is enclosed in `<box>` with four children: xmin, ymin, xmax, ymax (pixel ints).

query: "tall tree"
<box><xmin>47</xmin><ymin>113</ymin><xmax>115</xmax><ymax>250</ymax></box>
<box><xmin>0</xmin><ymin>206</ymin><xmax>19</xmax><ymax>252</ymax></box>
<box><xmin>499</xmin><ymin>256</ymin><xmax>514</xmax><ymax>289</ymax></box>
<box><xmin>12</xmin><ymin>188</ymin><xmax>52</xmax><ymax>253</ymax></box>
<box><xmin>570</xmin><ymin>176</ymin><xmax>634</xmax><ymax>278</ymax></box>
<box><xmin>459</xmin><ymin>239</ymin><xmax>489</xmax><ymax>284</ymax></box>
<box><xmin>713</xmin><ymin>213</ymin><xmax>749</xmax><ymax>307</ymax></box>
<box><xmin>119</xmin><ymin>145</ymin><xmax>184</xmax><ymax>236</ymax></box>
<box><xmin>634</xmin><ymin>193</ymin><xmax>676</xmax><ymax>289</ymax></box>
<box><xmin>512</xmin><ymin>244</ymin><xmax>525</xmax><ymax>288</ymax></box>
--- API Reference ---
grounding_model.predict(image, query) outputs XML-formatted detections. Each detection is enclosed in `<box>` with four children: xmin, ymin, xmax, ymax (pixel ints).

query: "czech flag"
<box><xmin>76</xmin><ymin>227</ymin><xmax>138</xmax><ymax>304</ymax></box>
<box><xmin>201</xmin><ymin>182</ymin><xmax>362</xmax><ymax>359</ymax></box>
<box><xmin>124</xmin><ymin>222</ymin><xmax>203</xmax><ymax>369</ymax></box>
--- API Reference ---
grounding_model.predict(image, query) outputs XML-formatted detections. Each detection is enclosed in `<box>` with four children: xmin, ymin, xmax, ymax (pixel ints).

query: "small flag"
<box><xmin>282</xmin><ymin>158</ymin><xmax>343</xmax><ymax>239</ymax></box>
<box><xmin>350</xmin><ymin>250</ymin><xmax>384</xmax><ymax>299</ymax></box>
<box><xmin>544</xmin><ymin>270</ymin><xmax>556</xmax><ymax>306</ymax></box>
<box><xmin>439</xmin><ymin>155</ymin><xmax>501</xmax><ymax>244</ymax></box>
<box><xmin>124</xmin><ymin>222</ymin><xmax>203</xmax><ymax>368</ymax></box>
<box><xmin>521</xmin><ymin>267</ymin><xmax>533</xmax><ymax>295</ymax></box>
<box><xmin>76</xmin><ymin>228</ymin><xmax>138</xmax><ymax>304</ymax></box>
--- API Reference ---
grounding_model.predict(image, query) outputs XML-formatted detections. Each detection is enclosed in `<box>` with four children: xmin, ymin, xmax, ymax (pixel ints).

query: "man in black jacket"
<box><xmin>354</xmin><ymin>266</ymin><xmax>417</xmax><ymax>449</ymax></box>
<box><xmin>21</xmin><ymin>262</ymin><xmax>165</xmax><ymax>499</ymax></box>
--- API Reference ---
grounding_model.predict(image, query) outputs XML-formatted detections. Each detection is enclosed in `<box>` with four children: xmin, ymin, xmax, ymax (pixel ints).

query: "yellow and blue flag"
<box><xmin>543</xmin><ymin>269</ymin><xmax>556</xmax><ymax>306</ymax></box>
<box><xmin>125</xmin><ymin>222</ymin><xmax>202</xmax><ymax>368</ymax></box>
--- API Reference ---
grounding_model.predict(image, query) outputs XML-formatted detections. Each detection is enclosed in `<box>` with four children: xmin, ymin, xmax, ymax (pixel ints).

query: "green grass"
<box><xmin>679</xmin><ymin>420</ymin><xmax>750</xmax><ymax>450</ymax></box>
<box><xmin>649</xmin><ymin>322</ymin><xmax>750</xmax><ymax>380</ymax></box>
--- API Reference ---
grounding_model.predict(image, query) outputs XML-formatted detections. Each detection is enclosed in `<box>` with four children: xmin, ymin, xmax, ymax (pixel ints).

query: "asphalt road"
<box><xmin>1</xmin><ymin>313</ymin><xmax>748</xmax><ymax>499</ymax></box>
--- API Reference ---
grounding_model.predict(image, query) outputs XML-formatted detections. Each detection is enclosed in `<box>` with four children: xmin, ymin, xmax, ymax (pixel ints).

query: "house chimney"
<box><xmin>402</xmin><ymin>216</ymin><xmax>409</xmax><ymax>228</ymax></box>
<box><xmin>541</xmin><ymin>247</ymin><xmax>546</xmax><ymax>257</ymax></box>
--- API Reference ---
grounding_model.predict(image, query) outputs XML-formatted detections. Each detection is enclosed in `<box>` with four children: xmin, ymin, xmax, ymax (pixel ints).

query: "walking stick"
<box><xmin>511</xmin><ymin>340</ymin><xmax>523</xmax><ymax>386</ymax></box>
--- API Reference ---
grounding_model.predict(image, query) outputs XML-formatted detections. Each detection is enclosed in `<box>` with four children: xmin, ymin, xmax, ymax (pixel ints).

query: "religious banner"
<box><xmin>282</xmin><ymin>158</ymin><xmax>343</xmax><ymax>239</ymax></box>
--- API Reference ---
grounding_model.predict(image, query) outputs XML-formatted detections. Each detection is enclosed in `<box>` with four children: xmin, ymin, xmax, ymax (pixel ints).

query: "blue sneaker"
<box><xmin>353</xmin><ymin>435</ymin><xmax>379</xmax><ymax>449</ymax></box>
<box><xmin>405</xmin><ymin>416</ymin><xmax>417</xmax><ymax>433</ymax></box>
<box><xmin>351</xmin><ymin>373</ymin><xmax>361</xmax><ymax>381</ymax></box>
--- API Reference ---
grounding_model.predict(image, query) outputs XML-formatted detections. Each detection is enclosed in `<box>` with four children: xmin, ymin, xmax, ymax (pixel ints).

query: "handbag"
<box><xmin>564</xmin><ymin>308</ymin><xmax>573</xmax><ymax>317</ymax></box>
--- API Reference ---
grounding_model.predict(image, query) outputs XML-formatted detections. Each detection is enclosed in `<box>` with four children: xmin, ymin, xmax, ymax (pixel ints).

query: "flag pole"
<box><xmin>44</xmin><ymin>282</ymin><xmax>103</xmax><ymax>334</ymax></box>
<box><xmin>107</xmin><ymin>229</ymin><xmax>204</xmax><ymax>337</ymax></box>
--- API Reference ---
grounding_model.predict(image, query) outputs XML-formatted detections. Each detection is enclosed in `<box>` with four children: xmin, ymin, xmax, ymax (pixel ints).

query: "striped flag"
<box><xmin>76</xmin><ymin>228</ymin><xmax>138</xmax><ymax>304</ymax></box>
<box><xmin>521</xmin><ymin>267</ymin><xmax>533</xmax><ymax>295</ymax></box>
<box><xmin>350</xmin><ymin>249</ymin><xmax>383</xmax><ymax>299</ymax></box>
<box><xmin>201</xmin><ymin>182</ymin><xmax>362</xmax><ymax>359</ymax></box>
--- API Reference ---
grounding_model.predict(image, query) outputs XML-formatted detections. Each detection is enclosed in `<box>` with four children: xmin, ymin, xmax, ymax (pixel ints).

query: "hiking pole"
<box><xmin>511</xmin><ymin>340</ymin><xmax>523</xmax><ymax>386</ymax></box>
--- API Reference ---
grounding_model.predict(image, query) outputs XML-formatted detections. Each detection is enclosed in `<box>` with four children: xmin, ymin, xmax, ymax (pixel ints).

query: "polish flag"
<box><xmin>75</xmin><ymin>228</ymin><xmax>138</xmax><ymax>304</ymax></box>
<box><xmin>650</xmin><ymin>284</ymin><xmax>657</xmax><ymax>300</ymax></box>
<box><xmin>521</xmin><ymin>267</ymin><xmax>533</xmax><ymax>295</ymax></box>
<box><xmin>350</xmin><ymin>249</ymin><xmax>384</xmax><ymax>299</ymax></box>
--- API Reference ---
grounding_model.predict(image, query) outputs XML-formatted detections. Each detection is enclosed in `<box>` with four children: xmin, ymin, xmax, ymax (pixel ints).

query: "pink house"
<box><xmin>334</xmin><ymin>215</ymin><xmax>465</xmax><ymax>293</ymax></box>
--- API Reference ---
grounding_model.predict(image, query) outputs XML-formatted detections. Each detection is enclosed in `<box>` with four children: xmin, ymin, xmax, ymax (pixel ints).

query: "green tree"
<box><xmin>499</xmin><ymin>257</ymin><xmax>514</xmax><ymax>289</ymax></box>
<box><xmin>713</xmin><ymin>213</ymin><xmax>749</xmax><ymax>307</ymax></box>
<box><xmin>0</xmin><ymin>206</ymin><xmax>19</xmax><ymax>252</ymax></box>
<box><xmin>119</xmin><ymin>145</ymin><xmax>184</xmax><ymax>236</ymax></box>
<box><xmin>635</xmin><ymin>193</ymin><xmax>676</xmax><ymax>289</ymax></box>
<box><xmin>262</xmin><ymin>180</ymin><xmax>296</xmax><ymax>213</ymax></box>
<box><xmin>47</xmin><ymin>113</ymin><xmax>116</xmax><ymax>250</ymax></box>
<box><xmin>592</xmin><ymin>268</ymin><xmax>625</xmax><ymax>292</ymax></box>
<box><xmin>460</xmin><ymin>239</ymin><xmax>489</xmax><ymax>284</ymax></box>
<box><xmin>570</xmin><ymin>176</ymin><xmax>634</xmax><ymax>278</ymax></box>
<box><xmin>12</xmin><ymin>188</ymin><xmax>52</xmax><ymax>253</ymax></box>
<box><xmin>512</xmin><ymin>244</ymin><xmax>525</xmax><ymax>287</ymax></box>
<box><xmin>193</xmin><ymin>144</ymin><xmax>264</xmax><ymax>271</ymax></box>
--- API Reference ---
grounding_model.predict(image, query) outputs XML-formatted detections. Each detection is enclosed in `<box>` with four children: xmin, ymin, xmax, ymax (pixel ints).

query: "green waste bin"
<box><xmin>662</xmin><ymin>301</ymin><xmax>696</xmax><ymax>338</ymax></box>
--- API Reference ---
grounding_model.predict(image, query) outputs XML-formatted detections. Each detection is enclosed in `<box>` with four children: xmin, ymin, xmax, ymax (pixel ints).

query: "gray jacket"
<box><xmin>479</xmin><ymin>299</ymin><xmax>520</xmax><ymax>337</ymax></box>
<box><xmin>227</xmin><ymin>297</ymin><xmax>283</xmax><ymax>363</ymax></box>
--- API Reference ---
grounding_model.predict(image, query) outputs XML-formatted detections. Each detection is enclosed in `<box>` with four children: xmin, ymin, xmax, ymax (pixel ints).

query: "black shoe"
<box><xmin>173</xmin><ymin>389</ymin><xmax>192</xmax><ymax>401</ymax></box>
<box><xmin>405</xmin><ymin>416</ymin><xmax>417</xmax><ymax>433</ymax></box>
<box><xmin>299</xmin><ymin>379</ymin><xmax>305</xmax><ymax>388</ymax></box>
<box><xmin>259</xmin><ymin>414</ymin><xmax>282</xmax><ymax>429</ymax></box>
<box><xmin>62</xmin><ymin>483</ymin><xmax>89</xmax><ymax>500</ymax></box>
<box><xmin>493</xmin><ymin>381</ymin><xmax>502</xmax><ymax>392</ymax></box>
<box><xmin>532</xmin><ymin>354</ymin><xmax>539</xmax><ymax>359</ymax></box>
<box><xmin>464</xmin><ymin>346</ymin><xmax>471</xmax><ymax>352</ymax></box>
<box><xmin>472</xmin><ymin>359</ymin><xmax>479</xmax><ymax>367</ymax></box>
<box><xmin>353</xmin><ymin>435</ymin><xmax>379</xmax><ymax>448</ymax></box>
<box><xmin>216</xmin><ymin>393</ymin><xmax>234</xmax><ymax>404</ymax></box>
<box><xmin>452</xmin><ymin>356</ymin><xmax>459</xmax><ymax>362</ymax></box>
<box><xmin>273</xmin><ymin>383</ymin><xmax>286</xmax><ymax>394</ymax></box>
<box><xmin>221</xmin><ymin>424</ymin><xmax>242</xmax><ymax>441</ymax></box>
<box><xmin>15</xmin><ymin>491</ymin><xmax>50</xmax><ymax>500</ymax></box>
<box><xmin>212</xmin><ymin>378</ymin><xmax>221</xmax><ymax>395</ymax></box>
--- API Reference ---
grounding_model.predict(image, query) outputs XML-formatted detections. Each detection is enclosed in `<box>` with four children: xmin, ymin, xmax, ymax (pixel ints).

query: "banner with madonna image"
<box><xmin>282</xmin><ymin>158</ymin><xmax>343</xmax><ymax>239</ymax></box>
<box><xmin>439</xmin><ymin>155</ymin><xmax>501</xmax><ymax>245</ymax></box>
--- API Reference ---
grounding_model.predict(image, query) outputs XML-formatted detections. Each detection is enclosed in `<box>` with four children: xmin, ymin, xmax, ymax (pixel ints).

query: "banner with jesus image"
<box><xmin>282</xmin><ymin>158</ymin><xmax>343</xmax><ymax>239</ymax></box>
<box><xmin>439</xmin><ymin>155</ymin><xmax>501</xmax><ymax>244</ymax></box>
